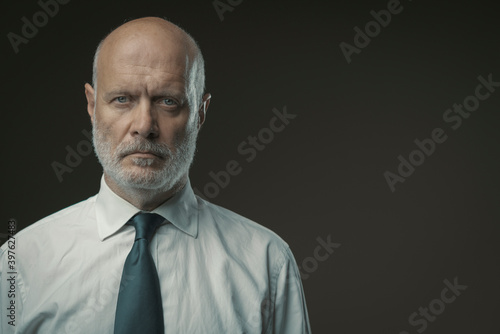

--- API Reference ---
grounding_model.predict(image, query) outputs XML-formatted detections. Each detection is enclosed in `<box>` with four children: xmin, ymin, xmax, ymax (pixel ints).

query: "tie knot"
<box><xmin>128</xmin><ymin>213</ymin><xmax>164</xmax><ymax>242</ymax></box>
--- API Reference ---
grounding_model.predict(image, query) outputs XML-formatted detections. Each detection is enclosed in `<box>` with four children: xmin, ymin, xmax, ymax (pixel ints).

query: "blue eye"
<box><xmin>162</xmin><ymin>98</ymin><xmax>176</xmax><ymax>105</ymax></box>
<box><xmin>116</xmin><ymin>96</ymin><xmax>128</xmax><ymax>103</ymax></box>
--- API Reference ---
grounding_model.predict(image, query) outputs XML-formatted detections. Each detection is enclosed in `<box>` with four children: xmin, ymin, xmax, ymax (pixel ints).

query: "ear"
<box><xmin>197</xmin><ymin>93</ymin><xmax>211</xmax><ymax>129</ymax></box>
<box><xmin>84</xmin><ymin>83</ymin><xmax>96</xmax><ymax>124</ymax></box>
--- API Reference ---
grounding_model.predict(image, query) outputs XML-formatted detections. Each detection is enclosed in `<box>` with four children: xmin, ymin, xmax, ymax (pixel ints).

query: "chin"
<box><xmin>116</xmin><ymin>166</ymin><xmax>182</xmax><ymax>191</ymax></box>
<box><xmin>127</xmin><ymin>156</ymin><xmax>164</xmax><ymax>168</ymax></box>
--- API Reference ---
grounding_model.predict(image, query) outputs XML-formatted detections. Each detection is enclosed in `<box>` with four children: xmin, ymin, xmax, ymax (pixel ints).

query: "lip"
<box><xmin>127</xmin><ymin>151</ymin><xmax>162</xmax><ymax>159</ymax></box>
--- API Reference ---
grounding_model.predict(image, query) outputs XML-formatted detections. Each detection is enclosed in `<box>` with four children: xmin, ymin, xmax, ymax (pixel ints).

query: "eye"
<box><xmin>161</xmin><ymin>98</ymin><xmax>176</xmax><ymax>106</ymax></box>
<box><xmin>116</xmin><ymin>96</ymin><xmax>128</xmax><ymax>103</ymax></box>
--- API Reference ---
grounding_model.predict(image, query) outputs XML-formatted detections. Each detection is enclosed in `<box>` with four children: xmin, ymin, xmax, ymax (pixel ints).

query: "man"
<box><xmin>0</xmin><ymin>17</ymin><xmax>311</xmax><ymax>333</ymax></box>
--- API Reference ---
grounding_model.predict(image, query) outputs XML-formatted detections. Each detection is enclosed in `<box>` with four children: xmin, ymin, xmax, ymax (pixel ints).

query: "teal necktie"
<box><xmin>114</xmin><ymin>213</ymin><xmax>165</xmax><ymax>334</ymax></box>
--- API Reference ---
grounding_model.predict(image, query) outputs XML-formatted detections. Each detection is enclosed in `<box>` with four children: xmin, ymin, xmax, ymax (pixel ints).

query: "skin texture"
<box><xmin>84</xmin><ymin>17</ymin><xmax>211</xmax><ymax>211</ymax></box>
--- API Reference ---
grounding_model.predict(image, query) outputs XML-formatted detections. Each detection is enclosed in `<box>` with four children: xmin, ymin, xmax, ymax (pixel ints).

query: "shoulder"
<box><xmin>196</xmin><ymin>195</ymin><xmax>291</xmax><ymax>264</ymax></box>
<box><xmin>1</xmin><ymin>195</ymin><xmax>97</xmax><ymax>251</ymax></box>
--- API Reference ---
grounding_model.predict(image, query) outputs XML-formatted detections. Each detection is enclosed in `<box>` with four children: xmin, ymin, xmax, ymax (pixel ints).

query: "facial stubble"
<box><xmin>92</xmin><ymin>116</ymin><xmax>198</xmax><ymax>193</ymax></box>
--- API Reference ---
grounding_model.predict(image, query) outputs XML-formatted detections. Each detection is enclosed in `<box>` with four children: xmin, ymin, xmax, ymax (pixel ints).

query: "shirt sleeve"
<box><xmin>269</xmin><ymin>246</ymin><xmax>312</xmax><ymax>334</ymax></box>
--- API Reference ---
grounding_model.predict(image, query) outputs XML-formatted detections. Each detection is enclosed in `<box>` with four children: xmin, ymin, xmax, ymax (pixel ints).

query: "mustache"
<box><xmin>116</xmin><ymin>139</ymin><xmax>173</xmax><ymax>159</ymax></box>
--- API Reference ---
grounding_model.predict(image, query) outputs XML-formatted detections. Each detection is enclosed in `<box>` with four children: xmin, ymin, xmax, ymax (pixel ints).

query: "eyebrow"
<box><xmin>102</xmin><ymin>90</ymin><xmax>130</xmax><ymax>101</ymax></box>
<box><xmin>102</xmin><ymin>90</ymin><xmax>186</xmax><ymax>102</ymax></box>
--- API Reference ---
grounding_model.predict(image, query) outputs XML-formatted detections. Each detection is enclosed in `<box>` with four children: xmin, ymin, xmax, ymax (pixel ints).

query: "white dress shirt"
<box><xmin>0</xmin><ymin>177</ymin><xmax>311</xmax><ymax>333</ymax></box>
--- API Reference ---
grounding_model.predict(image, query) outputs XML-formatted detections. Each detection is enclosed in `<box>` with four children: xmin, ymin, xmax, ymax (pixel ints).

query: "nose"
<box><xmin>131</xmin><ymin>99</ymin><xmax>159</xmax><ymax>139</ymax></box>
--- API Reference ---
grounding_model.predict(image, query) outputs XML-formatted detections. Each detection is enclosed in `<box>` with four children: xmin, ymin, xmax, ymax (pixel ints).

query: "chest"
<box><xmin>18</xmin><ymin>234</ymin><xmax>273</xmax><ymax>333</ymax></box>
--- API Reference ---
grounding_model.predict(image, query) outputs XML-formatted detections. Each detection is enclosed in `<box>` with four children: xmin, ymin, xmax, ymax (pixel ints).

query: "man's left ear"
<box><xmin>197</xmin><ymin>93</ymin><xmax>211</xmax><ymax>129</ymax></box>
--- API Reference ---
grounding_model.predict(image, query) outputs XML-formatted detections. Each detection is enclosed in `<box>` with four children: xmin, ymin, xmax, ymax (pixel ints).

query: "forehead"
<box><xmin>98</xmin><ymin>30</ymin><xmax>191</xmax><ymax>85</ymax></box>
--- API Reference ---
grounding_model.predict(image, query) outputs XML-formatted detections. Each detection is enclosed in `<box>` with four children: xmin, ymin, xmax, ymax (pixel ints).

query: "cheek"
<box><xmin>94</xmin><ymin>124</ymin><xmax>120</xmax><ymax>155</ymax></box>
<box><xmin>158</xmin><ymin>114</ymin><xmax>192</xmax><ymax>142</ymax></box>
<box><xmin>95</xmin><ymin>113</ymin><xmax>129</xmax><ymax>145</ymax></box>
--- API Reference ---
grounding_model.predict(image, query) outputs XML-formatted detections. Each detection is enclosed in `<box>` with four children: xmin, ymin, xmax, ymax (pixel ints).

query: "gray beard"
<box><xmin>92</xmin><ymin>118</ymin><xmax>198</xmax><ymax>193</ymax></box>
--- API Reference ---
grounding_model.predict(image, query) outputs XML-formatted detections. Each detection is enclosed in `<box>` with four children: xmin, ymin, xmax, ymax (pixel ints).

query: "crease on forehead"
<box><xmin>110</xmin><ymin>49</ymin><xmax>189</xmax><ymax>81</ymax></box>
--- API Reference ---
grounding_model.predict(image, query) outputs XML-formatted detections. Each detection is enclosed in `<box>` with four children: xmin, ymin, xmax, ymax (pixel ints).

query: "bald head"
<box><xmin>92</xmin><ymin>17</ymin><xmax>205</xmax><ymax>115</ymax></box>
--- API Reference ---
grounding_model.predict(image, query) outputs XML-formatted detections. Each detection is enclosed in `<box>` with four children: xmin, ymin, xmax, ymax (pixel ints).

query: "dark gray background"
<box><xmin>2</xmin><ymin>0</ymin><xmax>499</xmax><ymax>333</ymax></box>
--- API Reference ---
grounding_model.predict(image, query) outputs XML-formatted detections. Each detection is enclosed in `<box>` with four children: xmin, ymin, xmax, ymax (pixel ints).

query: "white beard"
<box><xmin>92</xmin><ymin>118</ymin><xmax>198</xmax><ymax>193</ymax></box>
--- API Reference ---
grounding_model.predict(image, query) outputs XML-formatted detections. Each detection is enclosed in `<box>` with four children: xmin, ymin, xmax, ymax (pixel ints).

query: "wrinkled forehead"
<box><xmin>98</xmin><ymin>30</ymin><xmax>192</xmax><ymax>80</ymax></box>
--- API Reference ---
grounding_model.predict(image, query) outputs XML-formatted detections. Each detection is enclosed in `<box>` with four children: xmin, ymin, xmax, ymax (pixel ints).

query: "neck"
<box><xmin>104</xmin><ymin>173</ymin><xmax>187</xmax><ymax>211</ymax></box>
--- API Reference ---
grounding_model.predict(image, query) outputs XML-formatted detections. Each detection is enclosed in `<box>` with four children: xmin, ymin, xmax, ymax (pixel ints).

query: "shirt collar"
<box><xmin>95</xmin><ymin>176</ymin><xmax>199</xmax><ymax>241</ymax></box>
